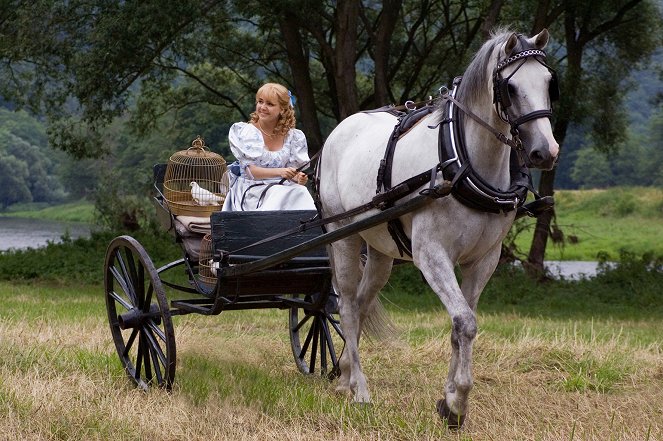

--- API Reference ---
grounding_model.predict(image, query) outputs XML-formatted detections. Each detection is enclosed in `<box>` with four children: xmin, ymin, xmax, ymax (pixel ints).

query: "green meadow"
<box><xmin>0</xmin><ymin>187</ymin><xmax>662</xmax><ymax>440</ymax></box>
<box><xmin>513</xmin><ymin>187</ymin><xmax>663</xmax><ymax>261</ymax></box>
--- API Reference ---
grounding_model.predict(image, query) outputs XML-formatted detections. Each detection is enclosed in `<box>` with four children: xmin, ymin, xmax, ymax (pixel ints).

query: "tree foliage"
<box><xmin>0</xmin><ymin>109</ymin><xmax>67</xmax><ymax>208</ymax></box>
<box><xmin>0</xmin><ymin>0</ymin><xmax>661</xmax><ymax>257</ymax></box>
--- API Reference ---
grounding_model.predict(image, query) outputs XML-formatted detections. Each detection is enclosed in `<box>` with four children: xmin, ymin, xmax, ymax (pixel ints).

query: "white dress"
<box><xmin>222</xmin><ymin>122</ymin><xmax>316</xmax><ymax>211</ymax></box>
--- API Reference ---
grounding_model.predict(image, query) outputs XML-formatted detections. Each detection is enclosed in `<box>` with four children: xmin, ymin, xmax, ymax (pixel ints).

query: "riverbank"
<box><xmin>0</xmin><ymin>200</ymin><xmax>95</xmax><ymax>223</ymax></box>
<box><xmin>0</xmin><ymin>216</ymin><xmax>92</xmax><ymax>251</ymax></box>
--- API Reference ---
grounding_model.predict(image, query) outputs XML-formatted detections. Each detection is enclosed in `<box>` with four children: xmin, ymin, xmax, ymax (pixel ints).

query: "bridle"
<box><xmin>492</xmin><ymin>43</ymin><xmax>560</xmax><ymax>148</ymax></box>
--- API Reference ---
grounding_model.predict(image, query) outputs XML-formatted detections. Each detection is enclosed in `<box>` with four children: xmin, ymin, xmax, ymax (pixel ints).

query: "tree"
<box><xmin>519</xmin><ymin>0</ymin><xmax>662</xmax><ymax>276</ymax></box>
<box><xmin>0</xmin><ymin>109</ymin><xmax>68</xmax><ymax>206</ymax></box>
<box><xmin>1</xmin><ymin>0</ymin><xmax>661</xmax><ymax>244</ymax></box>
<box><xmin>0</xmin><ymin>0</ymin><xmax>504</xmax><ymax>157</ymax></box>
<box><xmin>0</xmin><ymin>155</ymin><xmax>31</xmax><ymax>208</ymax></box>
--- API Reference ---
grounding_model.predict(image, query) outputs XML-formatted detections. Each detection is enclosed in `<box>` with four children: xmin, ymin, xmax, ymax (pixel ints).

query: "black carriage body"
<box><xmin>103</xmin><ymin>164</ymin><xmax>343</xmax><ymax>390</ymax></box>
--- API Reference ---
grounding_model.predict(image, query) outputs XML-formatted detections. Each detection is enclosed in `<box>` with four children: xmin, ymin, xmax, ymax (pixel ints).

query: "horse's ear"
<box><xmin>533</xmin><ymin>28</ymin><xmax>550</xmax><ymax>50</ymax></box>
<box><xmin>504</xmin><ymin>33</ymin><xmax>518</xmax><ymax>56</ymax></box>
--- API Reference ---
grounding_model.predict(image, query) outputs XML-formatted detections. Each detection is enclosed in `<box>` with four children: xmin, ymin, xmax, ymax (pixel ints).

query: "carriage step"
<box><xmin>171</xmin><ymin>296</ymin><xmax>323</xmax><ymax>315</ymax></box>
<box><xmin>171</xmin><ymin>299</ymin><xmax>216</xmax><ymax>315</ymax></box>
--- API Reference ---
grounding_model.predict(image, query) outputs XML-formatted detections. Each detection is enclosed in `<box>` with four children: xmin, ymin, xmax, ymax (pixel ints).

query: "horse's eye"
<box><xmin>507</xmin><ymin>83</ymin><xmax>516</xmax><ymax>96</ymax></box>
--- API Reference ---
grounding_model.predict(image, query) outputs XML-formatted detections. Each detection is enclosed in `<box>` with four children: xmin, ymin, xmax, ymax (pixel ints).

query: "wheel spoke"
<box><xmin>149</xmin><ymin>345</ymin><xmax>164</xmax><ymax>385</ymax></box>
<box><xmin>135</xmin><ymin>332</ymin><xmax>145</xmax><ymax>382</ymax></box>
<box><xmin>114</xmin><ymin>250</ymin><xmax>137</xmax><ymax>305</ymax></box>
<box><xmin>309</xmin><ymin>319</ymin><xmax>318</xmax><ymax>374</ymax></box>
<box><xmin>147</xmin><ymin>320</ymin><xmax>166</xmax><ymax>343</ymax></box>
<box><xmin>321</xmin><ymin>318</ymin><xmax>338</xmax><ymax>368</ymax></box>
<box><xmin>108</xmin><ymin>289</ymin><xmax>133</xmax><ymax>311</ymax></box>
<box><xmin>292</xmin><ymin>313</ymin><xmax>312</xmax><ymax>333</ymax></box>
<box><xmin>123</xmin><ymin>247</ymin><xmax>141</xmax><ymax>306</ymax></box>
<box><xmin>143</xmin><ymin>283</ymin><xmax>154</xmax><ymax>312</ymax></box>
<box><xmin>109</xmin><ymin>265</ymin><xmax>133</xmax><ymax>304</ymax></box>
<box><xmin>327</xmin><ymin>314</ymin><xmax>344</xmax><ymax>340</ymax></box>
<box><xmin>140</xmin><ymin>331</ymin><xmax>154</xmax><ymax>384</ymax></box>
<box><xmin>319</xmin><ymin>318</ymin><xmax>327</xmax><ymax>373</ymax></box>
<box><xmin>299</xmin><ymin>319</ymin><xmax>315</xmax><ymax>361</ymax></box>
<box><xmin>123</xmin><ymin>328</ymin><xmax>139</xmax><ymax>358</ymax></box>
<box><xmin>137</xmin><ymin>263</ymin><xmax>145</xmax><ymax>308</ymax></box>
<box><xmin>144</xmin><ymin>327</ymin><xmax>165</xmax><ymax>385</ymax></box>
<box><xmin>143</xmin><ymin>325</ymin><xmax>167</xmax><ymax>367</ymax></box>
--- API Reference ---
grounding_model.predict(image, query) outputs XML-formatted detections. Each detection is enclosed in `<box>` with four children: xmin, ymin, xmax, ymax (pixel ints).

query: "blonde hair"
<box><xmin>249</xmin><ymin>83</ymin><xmax>296</xmax><ymax>136</ymax></box>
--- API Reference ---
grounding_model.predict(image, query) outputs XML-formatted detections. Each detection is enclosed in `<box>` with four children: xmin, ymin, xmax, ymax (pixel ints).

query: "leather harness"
<box><xmin>373</xmin><ymin>76</ymin><xmax>546</xmax><ymax>257</ymax></box>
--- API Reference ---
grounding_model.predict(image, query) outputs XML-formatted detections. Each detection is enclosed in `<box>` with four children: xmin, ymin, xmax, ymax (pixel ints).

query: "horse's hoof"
<box><xmin>334</xmin><ymin>384</ymin><xmax>352</xmax><ymax>397</ymax></box>
<box><xmin>436</xmin><ymin>399</ymin><xmax>466</xmax><ymax>429</ymax></box>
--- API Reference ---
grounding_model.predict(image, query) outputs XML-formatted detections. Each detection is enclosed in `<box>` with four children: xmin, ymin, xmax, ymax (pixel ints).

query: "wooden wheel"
<box><xmin>289</xmin><ymin>291</ymin><xmax>343</xmax><ymax>379</ymax></box>
<box><xmin>104</xmin><ymin>235</ymin><xmax>176</xmax><ymax>390</ymax></box>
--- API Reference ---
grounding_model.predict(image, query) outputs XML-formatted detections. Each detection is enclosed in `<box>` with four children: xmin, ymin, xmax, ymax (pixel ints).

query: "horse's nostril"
<box><xmin>530</xmin><ymin>150</ymin><xmax>546</xmax><ymax>165</ymax></box>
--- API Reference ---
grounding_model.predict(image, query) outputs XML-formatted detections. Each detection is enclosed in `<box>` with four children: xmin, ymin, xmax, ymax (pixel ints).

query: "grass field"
<box><xmin>513</xmin><ymin>187</ymin><xmax>663</xmax><ymax>261</ymax></box>
<box><xmin>0</xmin><ymin>200</ymin><xmax>95</xmax><ymax>223</ymax></box>
<box><xmin>1</xmin><ymin>187</ymin><xmax>662</xmax><ymax>439</ymax></box>
<box><xmin>1</xmin><ymin>262</ymin><xmax>662</xmax><ymax>440</ymax></box>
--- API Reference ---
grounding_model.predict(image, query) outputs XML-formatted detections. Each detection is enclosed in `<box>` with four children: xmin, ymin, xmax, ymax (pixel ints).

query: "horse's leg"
<box><xmin>459</xmin><ymin>245</ymin><xmax>502</xmax><ymax>312</ymax></box>
<box><xmin>348</xmin><ymin>244</ymin><xmax>394</xmax><ymax>402</ymax></box>
<box><xmin>328</xmin><ymin>235</ymin><xmax>363</xmax><ymax>397</ymax></box>
<box><xmin>331</xmin><ymin>240</ymin><xmax>393</xmax><ymax>403</ymax></box>
<box><xmin>415</xmin><ymin>251</ymin><xmax>476</xmax><ymax>429</ymax></box>
<box><xmin>355</xmin><ymin>243</ymin><xmax>394</xmax><ymax>339</ymax></box>
<box><xmin>438</xmin><ymin>244</ymin><xmax>504</xmax><ymax>428</ymax></box>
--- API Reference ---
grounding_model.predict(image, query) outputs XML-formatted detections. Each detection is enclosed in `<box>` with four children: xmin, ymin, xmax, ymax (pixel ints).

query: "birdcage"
<box><xmin>163</xmin><ymin>136</ymin><xmax>229</xmax><ymax>216</ymax></box>
<box><xmin>198</xmin><ymin>233</ymin><xmax>216</xmax><ymax>286</ymax></box>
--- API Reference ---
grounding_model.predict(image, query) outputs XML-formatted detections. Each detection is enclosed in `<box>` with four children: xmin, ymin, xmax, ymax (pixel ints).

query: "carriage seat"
<box><xmin>171</xmin><ymin>216</ymin><xmax>210</xmax><ymax>260</ymax></box>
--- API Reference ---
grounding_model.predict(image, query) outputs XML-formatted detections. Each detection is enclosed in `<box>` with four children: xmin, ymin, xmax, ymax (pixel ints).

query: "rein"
<box><xmin>240</xmin><ymin>148</ymin><xmax>324</xmax><ymax>210</ymax></box>
<box><xmin>226</xmin><ymin>156</ymin><xmax>448</xmax><ymax>256</ymax></box>
<box><xmin>442</xmin><ymin>92</ymin><xmax>522</xmax><ymax>150</ymax></box>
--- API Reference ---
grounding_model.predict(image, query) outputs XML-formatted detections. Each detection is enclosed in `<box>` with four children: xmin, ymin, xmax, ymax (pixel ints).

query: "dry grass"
<box><xmin>1</xmin><ymin>282</ymin><xmax>662</xmax><ymax>440</ymax></box>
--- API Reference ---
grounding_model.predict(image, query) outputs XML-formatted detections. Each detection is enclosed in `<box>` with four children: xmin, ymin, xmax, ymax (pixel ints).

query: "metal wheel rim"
<box><xmin>104</xmin><ymin>235</ymin><xmax>176</xmax><ymax>390</ymax></box>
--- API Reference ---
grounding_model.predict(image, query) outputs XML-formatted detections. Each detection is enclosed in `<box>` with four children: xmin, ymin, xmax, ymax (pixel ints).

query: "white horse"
<box><xmin>318</xmin><ymin>29</ymin><xmax>559</xmax><ymax>428</ymax></box>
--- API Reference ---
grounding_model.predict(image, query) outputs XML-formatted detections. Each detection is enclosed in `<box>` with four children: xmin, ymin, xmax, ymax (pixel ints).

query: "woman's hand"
<box><xmin>279</xmin><ymin>167</ymin><xmax>298</xmax><ymax>180</ymax></box>
<box><xmin>295</xmin><ymin>172</ymin><xmax>308</xmax><ymax>185</ymax></box>
<box><xmin>247</xmin><ymin>165</ymin><xmax>306</xmax><ymax>183</ymax></box>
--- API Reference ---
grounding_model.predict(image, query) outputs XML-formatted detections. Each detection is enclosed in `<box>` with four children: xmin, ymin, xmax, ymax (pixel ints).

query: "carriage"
<box><xmin>104</xmin><ymin>29</ymin><xmax>559</xmax><ymax>429</ymax></box>
<box><xmin>103</xmin><ymin>154</ymin><xmax>453</xmax><ymax>390</ymax></box>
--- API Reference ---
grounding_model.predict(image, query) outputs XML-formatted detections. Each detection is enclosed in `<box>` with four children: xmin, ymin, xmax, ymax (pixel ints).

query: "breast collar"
<box><xmin>439</xmin><ymin>77</ymin><xmax>532</xmax><ymax>213</ymax></box>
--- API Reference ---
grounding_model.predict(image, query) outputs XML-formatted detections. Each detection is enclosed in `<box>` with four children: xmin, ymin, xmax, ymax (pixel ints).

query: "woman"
<box><xmin>222</xmin><ymin>83</ymin><xmax>316</xmax><ymax>211</ymax></box>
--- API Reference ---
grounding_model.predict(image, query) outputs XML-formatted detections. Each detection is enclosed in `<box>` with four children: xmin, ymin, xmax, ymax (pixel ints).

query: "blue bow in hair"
<box><xmin>288</xmin><ymin>90</ymin><xmax>296</xmax><ymax>108</ymax></box>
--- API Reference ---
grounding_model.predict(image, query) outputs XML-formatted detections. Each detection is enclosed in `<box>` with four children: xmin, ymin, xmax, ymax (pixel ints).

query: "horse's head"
<box><xmin>492</xmin><ymin>29</ymin><xmax>559</xmax><ymax>170</ymax></box>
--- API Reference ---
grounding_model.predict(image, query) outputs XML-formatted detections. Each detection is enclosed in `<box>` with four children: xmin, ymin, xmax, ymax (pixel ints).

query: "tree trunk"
<box><xmin>372</xmin><ymin>0</ymin><xmax>401</xmax><ymax>106</ymax></box>
<box><xmin>334</xmin><ymin>0</ymin><xmax>360</xmax><ymax>118</ymax></box>
<box><xmin>279</xmin><ymin>14</ymin><xmax>324</xmax><ymax>155</ymax></box>
<box><xmin>527</xmin><ymin>7</ymin><xmax>583</xmax><ymax>275</ymax></box>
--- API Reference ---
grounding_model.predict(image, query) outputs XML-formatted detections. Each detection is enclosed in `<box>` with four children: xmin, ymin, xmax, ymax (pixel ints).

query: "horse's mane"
<box><xmin>455</xmin><ymin>28</ymin><xmax>514</xmax><ymax>107</ymax></box>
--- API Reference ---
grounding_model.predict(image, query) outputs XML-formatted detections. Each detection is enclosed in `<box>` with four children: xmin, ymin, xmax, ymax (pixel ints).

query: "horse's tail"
<box><xmin>363</xmin><ymin>296</ymin><xmax>398</xmax><ymax>341</ymax></box>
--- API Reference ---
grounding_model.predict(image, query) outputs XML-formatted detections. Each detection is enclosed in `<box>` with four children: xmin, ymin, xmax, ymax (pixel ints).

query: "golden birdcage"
<box><xmin>163</xmin><ymin>136</ymin><xmax>229</xmax><ymax>216</ymax></box>
<box><xmin>198</xmin><ymin>233</ymin><xmax>216</xmax><ymax>286</ymax></box>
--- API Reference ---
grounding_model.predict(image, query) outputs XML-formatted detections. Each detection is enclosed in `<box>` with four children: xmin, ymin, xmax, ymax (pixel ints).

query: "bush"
<box><xmin>0</xmin><ymin>229</ymin><xmax>181</xmax><ymax>282</ymax></box>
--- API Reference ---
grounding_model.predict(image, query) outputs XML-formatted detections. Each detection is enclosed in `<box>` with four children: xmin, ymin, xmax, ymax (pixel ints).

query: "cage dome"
<box><xmin>163</xmin><ymin>136</ymin><xmax>229</xmax><ymax>216</ymax></box>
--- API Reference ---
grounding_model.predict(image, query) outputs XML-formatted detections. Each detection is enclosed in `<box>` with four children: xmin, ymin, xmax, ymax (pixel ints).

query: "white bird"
<box><xmin>209</xmin><ymin>260</ymin><xmax>219</xmax><ymax>277</ymax></box>
<box><xmin>190</xmin><ymin>181</ymin><xmax>223</xmax><ymax>206</ymax></box>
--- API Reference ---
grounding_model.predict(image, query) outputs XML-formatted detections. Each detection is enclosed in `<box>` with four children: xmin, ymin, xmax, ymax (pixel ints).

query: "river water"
<box><xmin>0</xmin><ymin>217</ymin><xmax>92</xmax><ymax>251</ymax></box>
<box><xmin>0</xmin><ymin>217</ymin><xmax>604</xmax><ymax>279</ymax></box>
